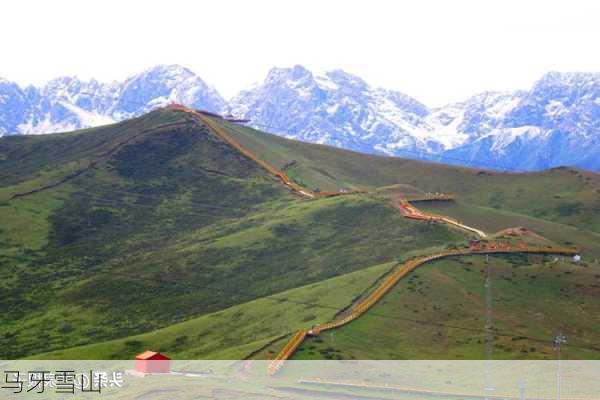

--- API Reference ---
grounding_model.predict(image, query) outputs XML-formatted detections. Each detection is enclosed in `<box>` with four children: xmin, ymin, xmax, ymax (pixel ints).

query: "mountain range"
<box><xmin>1</xmin><ymin>65</ymin><xmax>598</xmax><ymax>171</ymax></box>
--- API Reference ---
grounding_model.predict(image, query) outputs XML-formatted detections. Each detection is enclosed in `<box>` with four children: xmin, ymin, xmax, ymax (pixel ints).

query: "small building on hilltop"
<box><xmin>135</xmin><ymin>351</ymin><xmax>171</xmax><ymax>374</ymax></box>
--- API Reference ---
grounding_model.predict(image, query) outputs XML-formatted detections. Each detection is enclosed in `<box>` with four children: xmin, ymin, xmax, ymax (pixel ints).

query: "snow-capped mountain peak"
<box><xmin>266</xmin><ymin>65</ymin><xmax>313</xmax><ymax>83</ymax></box>
<box><xmin>230</xmin><ymin>66</ymin><xmax>434</xmax><ymax>154</ymax></box>
<box><xmin>115</xmin><ymin>64</ymin><xmax>226</xmax><ymax>115</ymax></box>
<box><xmin>0</xmin><ymin>67</ymin><xmax>598</xmax><ymax>171</ymax></box>
<box><xmin>230</xmin><ymin>68</ymin><xmax>599</xmax><ymax>170</ymax></box>
<box><xmin>0</xmin><ymin>65</ymin><xmax>226</xmax><ymax>136</ymax></box>
<box><xmin>325</xmin><ymin>69</ymin><xmax>369</xmax><ymax>91</ymax></box>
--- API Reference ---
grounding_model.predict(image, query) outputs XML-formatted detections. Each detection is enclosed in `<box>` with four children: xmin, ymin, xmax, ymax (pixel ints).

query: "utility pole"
<box><xmin>484</xmin><ymin>253</ymin><xmax>495</xmax><ymax>399</ymax></box>
<box><xmin>519</xmin><ymin>381</ymin><xmax>527</xmax><ymax>400</ymax></box>
<box><xmin>554</xmin><ymin>333</ymin><xmax>567</xmax><ymax>400</ymax></box>
<box><xmin>485</xmin><ymin>254</ymin><xmax>493</xmax><ymax>360</ymax></box>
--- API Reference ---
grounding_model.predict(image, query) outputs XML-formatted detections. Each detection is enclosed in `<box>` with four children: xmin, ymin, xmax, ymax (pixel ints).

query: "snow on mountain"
<box><xmin>442</xmin><ymin>72</ymin><xmax>600</xmax><ymax>170</ymax></box>
<box><xmin>1</xmin><ymin>66</ymin><xmax>598</xmax><ymax>171</ymax></box>
<box><xmin>113</xmin><ymin>65</ymin><xmax>226</xmax><ymax>119</ymax></box>
<box><xmin>229</xmin><ymin>66</ymin><xmax>534</xmax><ymax>161</ymax></box>
<box><xmin>229</xmin><ymin>65</ymin><xmax>434</xmax><ymax>155</ymax></box>
<box><xmin>233</xmin><ymin>66</ymin><xmax>454</xmax><ymax>157</ymax></box>
<box><xmin>0</xmin><ymin>65</ymin><xmax>226</xmax><ymax>136</ymax></box>
<box><xmin>231</xmin><ymin>68</ymin><xmax>599</xmax><ymax>171</ymax></box>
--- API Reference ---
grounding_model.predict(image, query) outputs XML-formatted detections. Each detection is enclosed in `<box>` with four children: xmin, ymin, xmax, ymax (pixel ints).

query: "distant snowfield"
<box><xmin>59</xmin><ymin>102</ymin><xmax>115</xmax><ymax>128</ymax></box>
<box><xmin>230</xmin><ymin>67</ymin><xmax>599</xmax><ymax>170</ymax></box>
<box><xmin>0</xmin><ymin>64</ymin><xmax>226</xmax><ymax>138</ymax></box>
<box><xmin>1</xmin><ymin>65</ymin><xmax>598</xmax><ymax>171</ymax></box>
<box><xmin>17</xmin><ymin>115</ymin><xmax>78</xmax><ymax>135</ymax></box>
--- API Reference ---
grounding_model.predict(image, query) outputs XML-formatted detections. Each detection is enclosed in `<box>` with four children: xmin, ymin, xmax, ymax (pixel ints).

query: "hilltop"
<box><xmin>0</xmin><ymin>108</ymin><xmax>599</xmax><ymax>360</ymax></box>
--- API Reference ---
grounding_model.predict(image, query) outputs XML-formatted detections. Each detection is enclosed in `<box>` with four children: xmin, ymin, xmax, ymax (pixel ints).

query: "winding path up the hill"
<box><xmin>266</xmin><ymin>244</ymin><xmax>577</xmax><ymax>375</ymax></box>
<box><xmin>168</xmin><ymin>105</ymin><xmax>579</xmax><ymax>375</ymax></box>
<box><xmin>186</xmin><ymin>105</ymin><xmax>485</xmax><ymax>238</ymax></box>
<box><xmin>188</xmin><ymin>106</ymin><xmax>360</xmax><ymax>199</ymax></box>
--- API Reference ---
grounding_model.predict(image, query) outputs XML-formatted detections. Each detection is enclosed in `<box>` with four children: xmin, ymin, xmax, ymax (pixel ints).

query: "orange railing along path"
<box><xmin>267</xmin><ymin>245</ymin><xmax>578</xmax><ymax>375</ymax></box>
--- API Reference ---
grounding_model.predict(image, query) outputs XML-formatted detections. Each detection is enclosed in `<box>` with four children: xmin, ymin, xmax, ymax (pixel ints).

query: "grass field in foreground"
<box><xmin>290</xmin><ymin>254</ymin><xmax>600</xmax><ymax>360</ymax></box>
<box><xmin>32</xmin><ymin>261</ymin><xmax>399</xmax><ymax>359</ymax></box>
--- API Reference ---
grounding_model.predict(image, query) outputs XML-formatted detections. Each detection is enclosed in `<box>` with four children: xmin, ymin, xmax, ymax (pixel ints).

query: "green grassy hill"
<box><xmin>31</xmin><ymin>261</ymin><xmax>399</xmax><ymax>359</ymax></box>
<box><xmin>286</xmin><ymin>254</ymin><xmax>600</xmax><ymax>361</ymax></box>
<box><xmin>0</xmin><ymin>109</ymin><xmax>462</xmax><ymax>358</ymax></box>
<box><xmin>217</xmin><ymin>119</ymin><xmax>600</xmax><ymax>235</ymax></box>
<box><xmin>1</xmin><ymin>108</ymin><xmax>599</xmax><ymax>360</ymax></box>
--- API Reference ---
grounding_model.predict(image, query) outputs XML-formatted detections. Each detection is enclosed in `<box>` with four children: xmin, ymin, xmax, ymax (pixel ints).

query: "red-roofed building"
<box><xmin>135</xmin><ymin>351</ymin><xmax>171</xmax><ymax>374</ymax></box>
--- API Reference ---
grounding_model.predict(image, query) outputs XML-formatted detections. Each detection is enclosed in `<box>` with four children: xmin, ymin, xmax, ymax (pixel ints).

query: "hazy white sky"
<box><xmin>1</xmin><ymin>0</ymin><xmax>599</xmax><ymax>106</ymax></box>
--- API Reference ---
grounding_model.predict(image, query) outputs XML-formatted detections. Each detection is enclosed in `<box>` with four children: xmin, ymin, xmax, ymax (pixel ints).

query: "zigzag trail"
<box><xmin>165</xmin><ymin>105</ymin><xmax>579</xmax><ymax>375</ymax></box>
<box><xmin>398</xmin><ymin>195</ymin><xmax>487</xmax><ymax>238</ymax></box>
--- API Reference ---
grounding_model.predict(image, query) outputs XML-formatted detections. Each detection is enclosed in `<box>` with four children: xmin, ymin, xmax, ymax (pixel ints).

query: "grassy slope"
<box><xmin>210</xmin><ymin>118</ymin><xmax>600</xmax><ymax>360</ymax></box>
<box><xmin>0</xmin><ymin>111</ymin><xmax>186</xmax><ymax>199</ymax></box>
<box><xmin>419</xmin><ymin>201</ymin><xmax>600</xmax><ymax>259</ymax></box>
<box><xmin>33</xmin><ymin>261</ymin><xmax>397</xmax><ymax>359</ymax></box>
<box><xmin>285</xmin><ymin>200</ymin><xmax>600</xmax><ymax>360</ymax></box>
<box><xmin>0</xmin><ymin>110</ymin><xmax>465</xmax><ymax>358</ymax></box>
<box><xmin>1</xmin><ymin>110</ymin><xmax>289</xmax><ymax>357</ymax></box>
<box><xmin>1</xmin><ymin>109</ymin><xmax>598</xmax><ymax>360</ymax></box>
<box><xmin>219</xmin><ymin>119</ymin><xmax>600</xmax><ymax>234</ymax></box>
<box><xmin>44</xmin><ymin>201</ymin><xmax>600</xmax><ymax>361</ymax></box>
<box><xmin>292</xmin><ymin>254</ymin><xmax>600</xmax><ymax>360</ymax></box>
